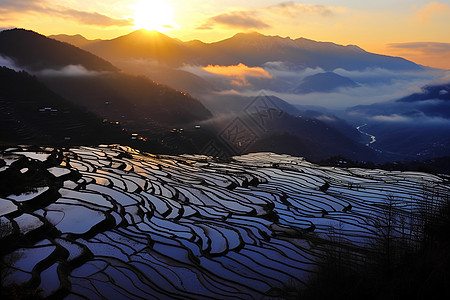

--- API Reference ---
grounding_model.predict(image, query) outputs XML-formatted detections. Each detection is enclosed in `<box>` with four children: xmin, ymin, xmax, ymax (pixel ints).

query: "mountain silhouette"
<box><xmin>63</xmin><ymin>30</ymin><xmax>423</xmax><ymax>71</ymax></box>
<box><xmin>48</xmin><ymin>33</ymin><xmax>101</xmax><ymax>48</ymax></box>
<box><xmin>397</xmin><ymin>83</ymin><xmax>450</xmax><ymax>102</ymax></box>
<box><xmin>0</xmin><ymin>29</ymin><xmax>214</xmax><ymax>153</ymax></box>
<box><xmin>84</xmin><ymin>29</ymin><xmax>190</xmax><ymax>67</ymax></box>
<box><xmin>0</xmin><ymin>66</ymin><xmax>126</xmax><ymax>145</ymax></box>
<box><xmin>0</xmin><ymin>29</ymin><xmax>117</xmax><ymax>71</ymax></box>
<box><xmin>50</xmin><ymin>30</ymin><xmax>424</xmax><ymax>97</ymax></box>
<box><xmin>293</xmin><ymin>72</ymin><xmax>359</xmax><ymax>94</ymax></box>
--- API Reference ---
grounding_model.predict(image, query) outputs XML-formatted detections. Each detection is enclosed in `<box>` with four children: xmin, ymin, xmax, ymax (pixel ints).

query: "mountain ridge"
<box><xmin>294</xmin><ymin>71</ymin><xmax>359</xmax><ymax>94</ymax></box>
<box><xmin>0</xmin><ymin>29</ymin><xmax>118</xmax><ymax>72</ymax></box>
<box><xmin>50</xmin><ymin>29</ymin><xmax>423</xmax><ymax>71</ymax></box>
<box><xmin>0</xmin><ymin>29</ymin><xmax>215</xmax><ymax>154</ymax></box>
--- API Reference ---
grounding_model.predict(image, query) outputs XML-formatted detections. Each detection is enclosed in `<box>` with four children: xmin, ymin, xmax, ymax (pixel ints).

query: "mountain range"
<box><xmin>293</xmin><ymin>72</ymin><xmax>359</xmax><ymax>94</ymax></box>
<box><xmin>0</xmin><ymin>29</ymin><xmax>213</xmax><ymax>154</ymax></box>
<box><xmin>52</xmin><ymin>30</ymin><xmax>422</xmax><ymax>71</ymax></box>
<box><xmin>50</xmin><ymin>30</ymin><xmax>424</xmax><ymax>97</ymax></box>
<box><xmin>1</xmin><ymin>29</ymin><xmax>116</xmax><ymax>72</ymax></box>
<box><xmin>1</xmin><ymin>28</ymin><xmax>449</xmax><ymax>162</ymax></box>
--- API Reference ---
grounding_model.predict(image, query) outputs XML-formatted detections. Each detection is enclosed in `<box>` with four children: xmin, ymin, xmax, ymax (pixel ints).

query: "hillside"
<box><xmin>0</xmin><ymin>67</ymin><xmax>126</xmax><ymax>145</ymax></box>
<box><xmin>347</xmin><ymin>81</ymin><xmax>450</xmax><ymax>159</ymax></box>
<box><xmin>39</xmin><ymin>73</ymin><xmax>212</xmax><ymax>127</ymax></box>
<box><xmin>48</xmin><ymin>33</ymin><xmax>101</xmax><ymax>48</ymax></box>
<box><xmin>0</xmin><ymin>29</ymin><xmax>215</xmax><ymax>153</ymax></box>
<box><xmin>398</xmin><ymin>83</ymin><xmax>450</xmax><ymax>103</ymax></box>
<box><xmin>84</xmin><ymin>29</ymin><xmax>190</xmax><ymax>67</ymax></box>
<box><xmin>1</xmin><ymin>145</ymin><xmax>449</xmax><ymax>298</ymax></box>
<box><xmin>0</xmin><ymin>29</ymin><xmax>117</xmax><ymax>72</ymax></box>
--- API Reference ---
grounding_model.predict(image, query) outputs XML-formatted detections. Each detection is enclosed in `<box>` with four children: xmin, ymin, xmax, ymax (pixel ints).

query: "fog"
<box><xmin>185</xmin><ymin>63</ymin><xmax>449</xmax><ymax>110</ymax></box>
<box><xmin>0</xmin><ymin>55</ymin><xmax>22</xmax><ymax>71</ymax></box>
<box><xmin>37</xmin><ymin>65</ymin><xmax>104</xmax><ymax>77</ymax></box>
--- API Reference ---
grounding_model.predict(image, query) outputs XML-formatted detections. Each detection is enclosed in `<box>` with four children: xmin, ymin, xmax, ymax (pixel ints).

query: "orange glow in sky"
<box><xmin>132</xmin><ymin>0</ymin><xmax>177</xmax><ymax>32</ymax></box>
<box><xmin>0</xmin><ymin>0</ymin><xmax>449</xmax><ymax>69</ymax></box>
<box><xmin>203</xmin><ymin>63</ymin><xmax>272</xmax><ymax>86</ymax></box>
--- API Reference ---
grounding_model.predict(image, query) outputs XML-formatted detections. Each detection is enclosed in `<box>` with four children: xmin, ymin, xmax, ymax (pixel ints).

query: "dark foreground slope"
<box><xmin>0</xmin><ymin>29</ymin><xmax>117</xmax><ymax>72</ymax></box>
<box><xmin>0</xmin><ymin>67</ymin><xmax>126</xmax><ymax>145</ymax></box>
<box><xmin>0</xmin><ymin>29</ymin><xmax>213</xmax><ymax>130</ymax></box>
<box><xmin>0</xmin><ymin>29</ymin><xmax>215</xmax><ymax>154</ymax></box>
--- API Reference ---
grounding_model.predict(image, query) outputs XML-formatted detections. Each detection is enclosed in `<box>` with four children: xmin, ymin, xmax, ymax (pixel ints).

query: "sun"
<box><xmin>132</xmin><ymin>0</ymin><xmax>176</xmax><ymax>32</ymax></box>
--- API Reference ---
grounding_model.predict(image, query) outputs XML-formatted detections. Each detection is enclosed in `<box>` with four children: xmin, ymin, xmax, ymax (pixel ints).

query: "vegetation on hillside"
<box><xmin>301</xmin><ymin>189</ymin><xmax>450</xmax><ymax>299</ymax></box>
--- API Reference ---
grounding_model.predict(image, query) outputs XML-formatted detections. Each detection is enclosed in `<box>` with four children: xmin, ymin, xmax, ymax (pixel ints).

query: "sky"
<box><xmin>1</xmin><ymin>0</ymin><xmax>450</xmax><ymax>69</ymax></box>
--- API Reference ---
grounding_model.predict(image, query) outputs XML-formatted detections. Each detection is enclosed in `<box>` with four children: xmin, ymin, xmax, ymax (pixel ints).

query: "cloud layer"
<box><xmin>198</xmin><ymin>1</ymin><xmax>345</xmax><ymax>31</ymax></box>
<box><xmin>413</xmin><ymin>2</ymin><xmax>450</xmax><ymax>24</ymax></box>
<box><xmin>190</xmin><ymin>62</ymin><xmax>447</xmax><ymax>109</ymax></box>
<box><xmin>200</xmin><ymin>11</ymin><xmax>270</xmax><ymax>30</ymax></box>
<box><xmin>267</xmin><ymin>2</ymin><xmax>346</xmax><ymax>17</ymax></box>
<box><xmin>0</xmin><ymin>55</ymin><xmax>22</xmax><ymax>71</ymax></box>
<box><xmin>0</xmin><ymin>0</ymin><xmax>132</xmax><ymax>27</ymax></box>
<box><xmin>202</xmin><ymin>63</ymin><xmax>272</xmax><ymax>86</ymax></box>
<box><xmin>388</xmin><ymin>42</ymin><xmax>450</xmax><ymax>54</ymax></box>
<box><xmin>38</xmin><ymin>65</ymin><xmax>104</xmax><ymax>77</ymax></box>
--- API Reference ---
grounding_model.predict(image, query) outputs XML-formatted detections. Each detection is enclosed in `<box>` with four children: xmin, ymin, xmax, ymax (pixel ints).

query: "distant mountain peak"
<box><xmin>230</xmin><ymin>32</ymin><xmax>294</xmax><ymax>42</ymax></box>
<box><xmin>56</xmin><ymin>29</ymin><xmax>422</xmax><ymax>72</ymax></box>
<box><xmin>231</xmin><ymin>31</ymin><xmax>266</xmax><ymax>38</ymax></box>
<box><xmin>48</xmin><ymin>33</ymin><xmax>100</xmax><ymax>48</ymax></box>
<box><xmin>221</xmin><ymin>32</ymin><xmax>369</xmax><ymax>55</ymax></box>
<box><xmin>119</xmin><ymin>29</ymin><xmax>173</xmax><ymax>40</ymax></box>
<box><xmin>2</xmin><ymin>28</ymin><xmax>42</xmax><ymax>37</ymax></box>
<box><xmin>129</xmin><ymin>29</ymin><xmax>164</xmax><ymax>36</ymax></box>
<box><xmin>218</xmin><ymin>32</ymin><xmax>299</xmax><ymax>51</ymax></box>
<box><xmin>345</xmin><ymin>44</ymin><xmax>365</xmax><ymax>52</ymax></box>
<box><xmin>294</xmin><ymin>72</ymin><xmax>359</xmax><ymax>94</ymax></box>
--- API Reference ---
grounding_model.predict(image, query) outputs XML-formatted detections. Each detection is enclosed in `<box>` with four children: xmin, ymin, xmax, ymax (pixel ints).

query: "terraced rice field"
<box><xmin>1</xmin><ymin>145</ymin><xmax>449</xmax><ymax>299</ymax></box>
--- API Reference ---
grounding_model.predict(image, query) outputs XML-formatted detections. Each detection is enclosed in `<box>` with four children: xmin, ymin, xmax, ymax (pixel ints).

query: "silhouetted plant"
<box><xmin>304</xmin><ymin>186</ymin><xmax>450</xmax><ymax>299</ymax></box>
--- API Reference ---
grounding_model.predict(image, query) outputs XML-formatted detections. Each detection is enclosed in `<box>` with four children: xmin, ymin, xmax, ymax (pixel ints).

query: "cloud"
<box><xmin>388</xmin><ymin>42</ymin><xmax>450</xmax><ymax>54</ymax></box>
<box><xmin>263</xmin><ymin>62</ymin><xmax>325</xmax><ymax>79</ymax></box>
<box><xmin>0</xmin><ymin>26</ymin><xmax>15</xmax><ymax>31</ymax></box>
<box><xmin>0</xmin><ymin>0</ymin><xmax>132</xmax><ymax>27</ymax></box>
<box><xmin>333</xmin><ymin>67</ymin><xmax>440</xmax><ymax>85</ymax></box>
<box><xmin>38</xmin><ymin>65</ymin><xmax>103</xmax><ymax>77</ymax></box>
<box><xmin>0</xmin><ymin>55</ymin><xmax>22</xmax><ymax>71</ymax></box>
<box><xmin>413</xmin><ymin>2</ymin><xmax>450</xmax><ymax>24</ymax></box>
<box><xmin>266</xmin><ymin>1</ymin><xmax>346</xmax><ymax>17</ymax></box>
<box><xmin>370</xmin><ymin>113</ymin><xmax>450</xmax><ymax>125</ymax></box>
<box><xmin>428</xmin><ymin>70</ymin><xmax>450</xmax><ymax>85</ymax></box>
<box><xmin>199</xmin><ymin>11</ymin><xmax>270</xmax><ymax>30</ymax></box>
<box><xmin>52</xmin><ymin>9</ymin><xmax>133</xmax><ymax>27</ymax></box>
<box><xmin>0</xmin><ymin>57</ymin><xmax>103</xmax><ymax>77</ymax></box>
<box><xmin>0</xmin><ymin>0</ymin><xmax>41</xmax><ymax>11</ymax></box>
<box><xmin>203</xmin><ymin>63</ymin><xmax>272</xmax><ymax>86</ymax></box>
<box><xmin>316</xmin><ymin>115</ymin><xmax>337</xmax><ymax>122</ymax></box>
<box><xmin>198</xmin><ymin>2</ymin><xmax>345</xmax><ymax>31</ymax></box>
<box><xmin>371</xmin><ymin>114</ymin><xmax>410</xmax><ymax>122</ymax></box>
<box><xmin>185</xmin><ymin>61</ymin><xmax>447</xmax><ymax>109</ymax></box>
<box><xmin>263</xmin><ymin>67</ymin><xmax>446</xmax><ymax>109</ymax></box>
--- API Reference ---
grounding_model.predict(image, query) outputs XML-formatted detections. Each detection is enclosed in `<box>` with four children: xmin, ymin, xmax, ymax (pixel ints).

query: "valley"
<box><xmin>1</xmin><ymin>22</ymin><xmax>449</xmax><ymax>299</ymax></box>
